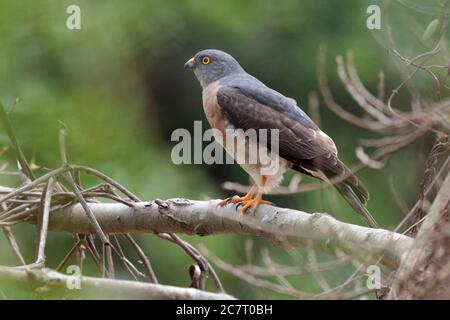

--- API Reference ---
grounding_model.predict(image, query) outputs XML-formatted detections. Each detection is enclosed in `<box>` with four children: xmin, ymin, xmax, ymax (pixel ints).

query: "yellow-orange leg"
<box><xmin>238</xmin><ymin>176</ymin><xmax>272</xmax><ymax>214</ymax></box>
<box><xmin>239</xmin><ymin>192</ymin><xmax>272</xmax><ymax>214</ymax></box>
<box><xmin>218</xmin><ymin>185</ymin><xmax>257</xmax><ymax>207</ymax></box>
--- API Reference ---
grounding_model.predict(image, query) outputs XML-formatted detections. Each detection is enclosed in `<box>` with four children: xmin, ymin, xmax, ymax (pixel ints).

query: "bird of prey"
<box><xmin>184</xmin><ymin>49</ymin><xmax>378</xmax><ymax>228</ymax></box>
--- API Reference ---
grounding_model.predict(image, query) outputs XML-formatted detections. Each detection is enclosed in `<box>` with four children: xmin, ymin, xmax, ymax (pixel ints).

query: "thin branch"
<box><xmin>35</xmin><ymin>177</ymin><xmax>56</xmax><ymax>266</ymax></box>
<box><xmin>200</xmin><ymin>245</ymin><xmax>309</xmax><ymax>298</ymax></box>
<box><xmin>0</xmin><ymin>102</ymin><xmax>34</xmax><ymax>180</ymax></box>
<box><xmin>123</xmin><ymin>234</ymin><xmax>158</xmax><ymax>283</ymax></box>
<box><xmin>390</xmin><ymin>171</ymin><xmax>450</xmax><ymax>298</ymax></box>
<box><xmin>62</xmin><ymin>175</ymin><xmax>109</xmax><ymax>245</ymax></box>
<box><xmin>56</xmin><ymin>240</ymin><xmax>82</xmax><ymax>272</ymax></box>
<box><xmin>2</xmin><ymin>227</ymin><xmax>26</xmax><ymax>265</ymax></box>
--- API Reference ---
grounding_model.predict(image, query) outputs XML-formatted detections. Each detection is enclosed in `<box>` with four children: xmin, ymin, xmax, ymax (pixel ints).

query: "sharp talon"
<box><xmin>218</xmin><ymin>197</ymin><xmax>232</xmax><ymax>207</ymax></box>
<box><xmin>238</xmin><ymin>194</ymin><xmax>272</xmax><ymax>215</ymax></box>
<box><xmin>239</xmin><ymin>200</ymin><xmax>255</xmax><ymax>215</ymax></box>
<box><xmin>218</xmin><ymin>190</ymin><xmax>256</xmax><ymax>208</ymax></box>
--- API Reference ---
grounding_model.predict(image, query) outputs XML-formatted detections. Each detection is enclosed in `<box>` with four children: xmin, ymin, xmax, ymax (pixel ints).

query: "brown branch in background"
<box><xmin>390</xmin><ymin>171</ymin><xmax>450</xmax><ymax>299</ymax></box>
<box><xmin>396</xmin><ymin>0</ymin><xmax>450</xmax><ymax>17</ymax></box>
<box><xmin>111</xmin><ymin>235</ymin><xmax>143</xmax><ymax>280</ymax></box>
<box><xmin>123</xmin><ymin>234</ymin><xmax>158</xmax><ymax>283</ymax></box>
<box><xmin>199</xmin><ymin>244</ymin><xmax>310</xmax><ymax>299</ymax></box>
<box><xmin>56</xmin><ymin>240</ymin><xmax>82</xmax><ymax>272</ymax></box>
<box><xmin>0</xmin><ymin>165</ymin><xmax>224</xmax><ymax>292</ymax></box>
<box><xmin>317</xmin><ymin>45</ymin><xmax>389</xmax><ymax>131</ymax></box>
<box><xmin>0</xmin><ymin>108</ymin><xmax>225</xmax><ymax>297</ymax></box>
<box><xmin>62</xmin><ymin>175</ymin><xmax>110</xmax><ymax>246</ymax></box>
<box><xmin>410</xmin><ymin>133</ymin><xmax>450</xmax><ymax>235</ymax></box>
<box><xmin>394</xmin><ymin>155</ymin><xmax>450</xmax><ymax>234</ymax></box>
<box><xmin>84</xmin><ymin>235</ymin><xmax>104</xmax><ymax>272</ymax></box>
<box><xmin>260</xmin><ymin>248</ymin><xmax>295</xmax><ymax>291</ymax></box>
<box><xmin>0</xmin><ymin>102</ymin><xmax>34</xmax><ymax>180</ymax></box>
<box><xmin>2</xmin><ymin>227</ymin><xmax>26</xmax><ymax>266</ymax></box>
<box><xmin>157</xmin><ymin>232</ymin><xmax>225</xmax><ymax>293</ymax></box>
<box><xmin>389</xmin><ymin>176</ymin><xmax>410</xmax><ymax>215</ymax></box>
<box><xmin>200</xmin><ymin>243</ymin><xmax>371</xmax><ymax>299</ymax></box>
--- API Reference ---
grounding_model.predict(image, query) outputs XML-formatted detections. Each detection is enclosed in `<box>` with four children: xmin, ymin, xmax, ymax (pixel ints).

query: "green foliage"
<box><xmin>0</xmin><ymin>0</ymin><xmax>440</xmax><ymax>299</ymax></box>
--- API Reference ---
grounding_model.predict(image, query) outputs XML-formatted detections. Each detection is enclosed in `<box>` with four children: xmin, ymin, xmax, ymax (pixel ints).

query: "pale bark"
<box><xmin>38</xmin><ymin>198</ymin><xmax>413</xmax><ymax>270</ymax></box>
<box><xmin>0</xmin><ymin>266</ymin><xmax>235</xmax><ymax>300</ymax></box>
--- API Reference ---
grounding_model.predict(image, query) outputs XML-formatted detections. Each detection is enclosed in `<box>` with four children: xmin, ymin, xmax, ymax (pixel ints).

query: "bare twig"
<box><xmin>2</xmin><ymin>227</ymin><xmax>26</xmax><ymax>265</ymax></box>
<box><xmin>35</xmin><ymin>177</ymin><xmax>56</xmax><ymax>266</ymax></box>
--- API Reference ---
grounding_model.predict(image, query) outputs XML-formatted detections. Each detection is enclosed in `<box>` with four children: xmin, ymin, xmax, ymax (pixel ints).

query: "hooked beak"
<box><xmin>184</xmin><ymin>57</ymin><xmax>195</xmax><ymax>69</ymax></box>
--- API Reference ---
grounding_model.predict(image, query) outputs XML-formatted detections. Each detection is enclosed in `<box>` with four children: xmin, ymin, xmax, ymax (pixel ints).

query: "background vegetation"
<box><xmin>0</xmin><ymin>0</ymin><xmax>447</xmax><ymax>299</ymax></box>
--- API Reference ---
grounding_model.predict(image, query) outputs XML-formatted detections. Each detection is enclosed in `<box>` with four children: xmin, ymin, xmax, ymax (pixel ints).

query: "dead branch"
<box><xmin>0</xmin><ymin>266</ymin><xmax>234</xmax><ymax>300</ymax></box>
<box><xmin>389</xmin><ymin>171</ymin><xmax>450</xmax><ymax>299</ymax></box>
<box><xmin>23</xmin><ymin>197</ymin><xmax>414</xmax><ymax>270</ymax></box>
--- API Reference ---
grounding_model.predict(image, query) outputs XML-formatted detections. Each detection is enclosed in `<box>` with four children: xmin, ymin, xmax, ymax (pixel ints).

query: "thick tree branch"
<box><xmin>0</xmin><ymin>266</ymin><xmax>234</xmax><ymax>300</ymax></box>
<box><xmin>39</xmin><ymin>198</ymin><xmax>413</xmax><ymax>270</ymax></box>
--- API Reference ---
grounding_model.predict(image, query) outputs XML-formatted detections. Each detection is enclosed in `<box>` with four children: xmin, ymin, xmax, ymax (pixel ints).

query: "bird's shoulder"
<box><xmin>217</xmin><ymin>73</ymin><xmax>317</xmax><ymax>130</ymax></box>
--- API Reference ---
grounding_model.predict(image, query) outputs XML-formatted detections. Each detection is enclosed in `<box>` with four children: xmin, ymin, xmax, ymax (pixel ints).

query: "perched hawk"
<box><xmin>185</xmin><ymin>49</ymin><xmax>378</xmax><ymax>228</ymax></box>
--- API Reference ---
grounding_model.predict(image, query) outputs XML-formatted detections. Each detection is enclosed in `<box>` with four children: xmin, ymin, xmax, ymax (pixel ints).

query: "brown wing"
<box><xmin>216</xmin><ymin>84</ymin><xmax>375</xmax><ymax>226</ymax></box>
<box><xmin>216</xmin><ymin>85</ymin><xmax>369</xmax><ymax>203</ymax></box>
<box><xmin>216</xmin><ymin>86</ymin><xmax>337</xmax><ymax>161</ymax></box>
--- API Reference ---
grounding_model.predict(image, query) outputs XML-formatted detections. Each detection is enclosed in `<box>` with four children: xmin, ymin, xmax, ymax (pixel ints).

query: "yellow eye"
<box><xmin>201</xmin><ymin>56</ymin><xmax>211</xmax><ymax>65</ymax></box>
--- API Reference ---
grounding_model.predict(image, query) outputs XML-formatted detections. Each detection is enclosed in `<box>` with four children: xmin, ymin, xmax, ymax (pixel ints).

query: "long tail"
<box><xmin>334</xmin><ymin>182</ymin><xmax>378</xmax><ymax>228</ymax></box>
<box><xmin>331</xmin><ymin>160</ymin><xmax>378</xmax><ymax>228</ymax></box>
<box><xmin>292</xmin><ymin>158</ymin><xmax>378</xmax><ymax>228</ymax></box>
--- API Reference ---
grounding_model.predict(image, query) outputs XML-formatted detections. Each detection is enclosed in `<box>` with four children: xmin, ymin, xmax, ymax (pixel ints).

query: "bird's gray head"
<box><xmin>184</xmin><ymin>49</ymin><xmax>245</xmax><ymax>87</ymax></box>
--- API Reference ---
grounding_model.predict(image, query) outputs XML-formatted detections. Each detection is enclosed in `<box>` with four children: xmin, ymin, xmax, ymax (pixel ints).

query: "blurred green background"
<box><xmin>0</xmin><ymin>0</ymin><xmax>446</xmax><ymax>299</ymax></box>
